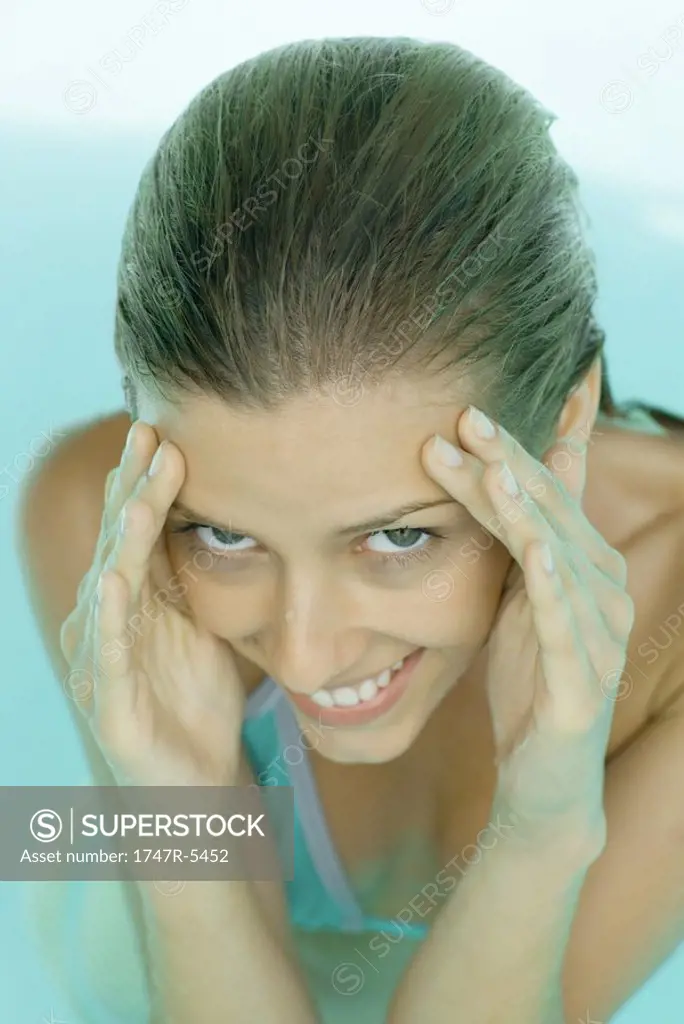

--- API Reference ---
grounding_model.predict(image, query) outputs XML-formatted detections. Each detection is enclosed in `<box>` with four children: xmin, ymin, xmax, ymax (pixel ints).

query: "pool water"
<box><xmin>1</xmin><ymin>124</ymin><xmax>683</xmax><ymax>1022</ymax></box>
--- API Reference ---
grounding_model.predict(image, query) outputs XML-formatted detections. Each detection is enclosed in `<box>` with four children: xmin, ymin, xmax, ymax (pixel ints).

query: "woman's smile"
<box><xmin>285</xmin><ymin>647</ymin><xmax>427</xmax><ymax>727</ymax></box>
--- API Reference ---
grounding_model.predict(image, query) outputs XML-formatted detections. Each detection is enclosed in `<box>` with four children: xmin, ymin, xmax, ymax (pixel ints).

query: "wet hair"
<box><xmin>114</xmin><ymin>36</ymin><xmax>673</xmax><ymax>458</ymax></box>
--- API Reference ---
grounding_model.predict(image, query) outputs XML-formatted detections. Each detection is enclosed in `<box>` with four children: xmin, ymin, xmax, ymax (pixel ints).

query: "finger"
<box><xmin>458</xmin><ymin>406</ymin><xmax>585</xmax><ymax>502</ymax></box>
<box><xmin>75</xmin><ymin>424</ymin><xmax>159</xmax><ymax>617</ymax></box>
<box><xmin>422</xmin><ymin>432</ymin><xmax>627</xmax><ymax>644</ymax></box>
<box><xmin>89</xmin><ymin>569</ymin><xmax>138</xmax><ymax>733</ymax></box>
<box><xmin>492</xmin><ymin>466</ymin><xmax>631</xmax><ymax>647</ymax></box>
<box><xmin>494</xmin><ymin>484</ymin><xmax>630</xmax><ymax>648</ymax></box>
<box><xmin>522</xmin><ymin>541</ymin><xmax>603</xmax><ymax>736</ymax></box>
<box><xmin>108</xmin><ymin>440</ymin><xmax>185</xmax><ymax>607</ymax></box>
<box><xmin>73</xmin><ymin>468</ymin><xmax>119</xmax><ymax>610</ymax></box>
<box><xmin>539</xmin><ymin>440</ymin><xmax>627</xmax><ymax>588</ymax></box>
<box><xmin>526</xmin><ymin>540</ymin><xmax>626</xmax><ymax>745</ymax></box>
<box><xmin>482</xmin><ymin>459</ymin><xmax>557</xmax><ymax>566</ymax></box>
<box><xmin>456</xmin><ymin>406</ymin><xmax>621</xmax><ymax>582</ymax></box>
<box><xmin>105</xmin><ymin>421</ymin><xmax>160</xmax><ymax>535</ymax></box>
<box><xmin>85</xmin><ymin>423</ymin><xmax>164</xmax><ymax>608</ymax></box>
<box><xmin>423</xmin><ymin>420</ymin><xmax>629</xmax><ymax>733</ymax></box>
<box><xmin>423</xmin><ymin>434</ymin><xmax>558</xmax><ymax>570</ymax></box>
<box><xmin>64</xmin><ymin>428</ymin><xmax>167</xmax><ymax>709</ymax></box>
<box><xmin>487</xmin><ymin>460</ymin><xmax>633</xmax><ymax>655</ymax></box>
<box><xmin>441</xmin><ymin>441</ymin><xmax>622</xmax><ymax>673</ymax></box>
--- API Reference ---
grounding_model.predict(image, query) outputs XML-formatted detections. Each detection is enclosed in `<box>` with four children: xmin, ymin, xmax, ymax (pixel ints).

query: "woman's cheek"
<box><xmin>411</xmin><ymin>575</ymin><xmax>491</xmax><ymax>648</ymax></box>
<box><xmin>195</xmin><ymin>595</ymin><xmax>250</xmax><ymax>638</ymax></box>
<box><xmin>417</xmin><ymin>541</ymin><xmax>510</xmax><ymax>643</ymax></box>
<box><xmin>164</xmin><ymin>541</ymin><xmax>232</xmax><ymax>630</ymax></box>
<box><xmin>174</xmin><ymin>571</ymin><xmax>262</xmax><ymax>640</ymax></box>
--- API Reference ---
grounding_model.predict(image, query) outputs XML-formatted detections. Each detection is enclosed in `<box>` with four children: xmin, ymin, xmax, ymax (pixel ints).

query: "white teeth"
<box><xmin>311</xmin><ymin>689</ymin><xmax>335</xmax><ymax>707</ymax></box>
<box><xmin>309</xmin><ymin>655</ymin><xmax>408</xmax><ymax>708</ymax></box>
<box><xmin>331</xmin><ymin>686</ymin><xmax>360</xmax><ymax>707</ymax></box>
<box><xmin>358</xmin><ymin>678</ymin><xmax>379</xmax><ymax>701</ymax></box>
<box><xmin>376</xmin><ymin>669</ymin><xmax>392</xmax><ymax>689</ymax></box>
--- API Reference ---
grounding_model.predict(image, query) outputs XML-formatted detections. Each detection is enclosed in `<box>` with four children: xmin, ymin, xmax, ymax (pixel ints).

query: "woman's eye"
<box><xmin>365</xmin><ymin>527</ymin><xmax>432</xmax><ymax>555</ymax></box>
<box><xmin>193</xmin><ymin>526</ymin><xmax>257</xmax><ymax>553</ymax></box>
<box><xmin>170</xmin><ymin>521</ymin><xmax>446</xmax><ymax>568</ymax></box>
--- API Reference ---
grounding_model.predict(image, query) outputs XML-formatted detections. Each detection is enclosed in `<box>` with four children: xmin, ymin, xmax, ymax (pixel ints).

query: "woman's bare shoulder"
<box><xmin>634</xmin><ymin>506</ymin><xmax>684</xmax><ymax>724</ymax></box>
<box><xmin>17</xmin><ymin>409</ymin><xmax>131</xmax><ymax>595</ymax></box>
<box><xmin>606</xmin><ymin>496</ymin><xmax>684</xmax><ymax>758</ymax></box>
<box><xmin>21</xmin><ymin>409</ymin><xmax>132</xmax><ymax>507</ymax></box>
<box><xmin>16</xmin><ymin>410</ymin><xmax>134</xmax><ymax>780</ymax></box>
<box><xmin>17</xmin><ymin>409</ymin><xmax>132</xmax><ymax>628</ymax></box>
<box><xmin>16</xmin><ymin>410</ymin><xmax>131</xmax><ymax>735</ymax></box>
<box><xmin>582</xmin><ymin>421</ymin><xmax>684</xmax><ymax>755</ymax></box>
<box><xmin>44</xmin><ymin>409</ymin><xmax>132</xmax><ymax>482</ymax></box>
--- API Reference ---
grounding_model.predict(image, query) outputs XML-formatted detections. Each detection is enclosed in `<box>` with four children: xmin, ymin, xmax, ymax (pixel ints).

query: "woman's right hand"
<box><xmin>59</xmin><ymin>421</ymin><xmax>247</xmax><ymax>788</ymax></box>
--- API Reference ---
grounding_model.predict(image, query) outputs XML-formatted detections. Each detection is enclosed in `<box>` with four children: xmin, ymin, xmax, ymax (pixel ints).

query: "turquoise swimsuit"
<box><xmin>242</xmin><ymin>677</ymin><xmax>428</xmax><ymax>940</ymax></box>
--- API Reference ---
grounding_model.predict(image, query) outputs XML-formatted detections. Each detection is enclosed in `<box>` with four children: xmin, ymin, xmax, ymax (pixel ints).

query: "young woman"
<box><xmin>18</xmin><ymin>36</ymin><xmax>684</xmax><ymax>1024</ymax></box>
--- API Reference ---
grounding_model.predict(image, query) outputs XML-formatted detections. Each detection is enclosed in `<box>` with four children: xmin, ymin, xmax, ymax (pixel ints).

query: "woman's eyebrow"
<box><xmin>170</xmin><ymin>498</ymin><xmax>460</xmax><ymax>537</ymax></box>
<box><xmin>335</xmin><ymin>499</ymin><xmax>460</xmax><ymax>536</ymax></box>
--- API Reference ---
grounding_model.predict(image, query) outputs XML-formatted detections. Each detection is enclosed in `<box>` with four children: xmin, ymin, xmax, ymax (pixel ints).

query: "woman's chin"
<box><xmin>302</xmin><ymin>713</ymin><xmax>427</xmax><ymax>766</ymax></box>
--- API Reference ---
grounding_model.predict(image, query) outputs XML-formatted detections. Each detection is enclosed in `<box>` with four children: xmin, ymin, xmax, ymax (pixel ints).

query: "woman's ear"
<box><xmin>554</xmin><ymin>355</ymin><xmax>602</xmax><ymax>449</ymax></box>
<box><xmin>539</xmin><ymin>357</ymin><xmax>603</xmax><ymax>503</ymax></box>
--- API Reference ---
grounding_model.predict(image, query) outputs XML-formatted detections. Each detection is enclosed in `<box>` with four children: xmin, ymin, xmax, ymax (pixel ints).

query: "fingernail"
<box><xmin>541</xmin><ymin>543</ymin><xmax>555</xmax><ymax>575</ymax></box>
<box><xmin>433</xmin><ymin>434</ymin><xmax>464</xmax><ymax>467</ymax></box>
<box><xmin>498</xmin><ymin>462</ymin><xmax>520</xmax><ymax>495</ymax></box>
<box><xmin>469</xmin><ymin>406</ymin><xmax>496</xmax><ymax>440</ymax></box>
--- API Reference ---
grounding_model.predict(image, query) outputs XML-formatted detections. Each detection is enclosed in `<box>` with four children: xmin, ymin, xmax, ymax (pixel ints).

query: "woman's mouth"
<box><xmin>285</xmin><ymin>648</ymin><xmax>426</xmax><ymax>727</ymax></box>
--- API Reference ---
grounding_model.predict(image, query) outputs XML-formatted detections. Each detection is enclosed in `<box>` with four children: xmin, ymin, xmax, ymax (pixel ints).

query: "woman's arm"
<box><xmin>402</xmin><ymin>408</ymin><xmax>635</xmax><ymax>1022</ymax></box>
<box><xmin>16</xmin><ymin>428</ymin><xmax>318</xmax><ymax>1024</ymax></box>
<box><xmin>138</xmin><ymin>752</ymin><xmax>319</xmax><ymax>1024</ymax></box>
<box><xmin>140</xmin><ymin>878</ymin><xmax>319</xmax><ymax>1024</ymax></box>
<box><xmin>387</xmin><ymin>807</ymin><xmax>603</xmax><ymax>1024</ymax></box>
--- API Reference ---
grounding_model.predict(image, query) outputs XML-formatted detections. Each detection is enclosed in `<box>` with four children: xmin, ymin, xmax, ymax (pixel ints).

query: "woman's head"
<box><xmin>115</xmin><ymin>37</ymin><xmax>609</xmax><ymax>763</ymax></box>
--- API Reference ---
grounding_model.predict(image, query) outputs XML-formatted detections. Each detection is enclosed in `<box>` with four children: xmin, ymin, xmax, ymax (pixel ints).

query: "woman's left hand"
<box><xmin>422</xmin><ymin>405</ymin><xmax>635</xmax><ymax>852</ymax></box>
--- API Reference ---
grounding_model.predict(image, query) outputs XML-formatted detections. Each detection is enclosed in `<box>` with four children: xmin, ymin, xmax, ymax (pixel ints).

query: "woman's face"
<box><xmin>137</xmin><ymin>375</ymin><xmax>513</xmax><ymax>764</ymax></box>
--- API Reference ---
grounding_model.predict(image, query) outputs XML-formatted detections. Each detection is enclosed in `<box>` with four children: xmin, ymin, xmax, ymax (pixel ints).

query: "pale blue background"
<box><xmin>2</xmin><ymin>1</ymin><xmax>684</xmax><ymax>1019</ymax></box>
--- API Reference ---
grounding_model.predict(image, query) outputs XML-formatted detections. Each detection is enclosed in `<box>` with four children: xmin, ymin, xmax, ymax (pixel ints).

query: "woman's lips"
<box><xmin>286</xmin><ymin>648</ymin><xmax>426</xmax><ymax>727</ymax></box>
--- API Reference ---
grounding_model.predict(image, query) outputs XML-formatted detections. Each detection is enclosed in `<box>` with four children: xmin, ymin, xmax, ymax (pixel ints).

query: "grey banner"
<box><xmin>0</xmin><ymin>786</ymin><xmax>293</xmax><ymax>881</ymax></box>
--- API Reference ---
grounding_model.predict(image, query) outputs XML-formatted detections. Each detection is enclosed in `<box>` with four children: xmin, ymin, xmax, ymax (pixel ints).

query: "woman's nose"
<box><xmin>269</xmin><ymin>602</ymin><xmax>347</xmax><ymax>696</ymax></box>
